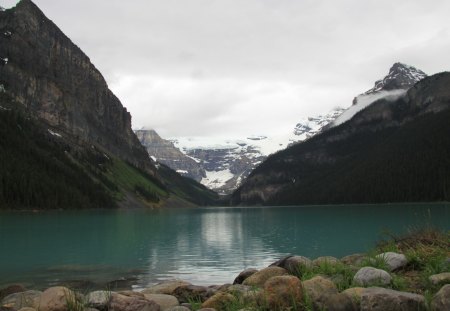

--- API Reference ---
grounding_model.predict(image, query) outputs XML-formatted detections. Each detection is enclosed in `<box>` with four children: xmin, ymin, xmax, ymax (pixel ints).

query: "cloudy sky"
<box><xmin>3</xmin><ymin>0</ymin><xmax>450</xmax><ymax>138</ymax></box>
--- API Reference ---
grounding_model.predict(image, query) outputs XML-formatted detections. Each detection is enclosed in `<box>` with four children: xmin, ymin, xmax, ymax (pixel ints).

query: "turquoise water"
<box><xmin>0</xmin><ymin>204</ymin><xmax>449</xmax><ymax>289</ymax></box>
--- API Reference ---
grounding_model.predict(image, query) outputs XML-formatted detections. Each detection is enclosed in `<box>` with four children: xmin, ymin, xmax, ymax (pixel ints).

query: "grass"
<box><xmin>106</xmin><ymin>158</ymin><xmax>168</xmax><ymax>202</ymax></box>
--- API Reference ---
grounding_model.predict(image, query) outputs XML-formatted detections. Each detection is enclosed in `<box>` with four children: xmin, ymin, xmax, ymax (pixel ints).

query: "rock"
<box><xmin>429</xmin><ymin>272</ymin><xmax>450</xmax><ymax>286</ymax></box>
<box><xmin>242</xmin><ymin>267</ymin><xmax>288</xmax><ymax>288</ymax></box>
<box><xmin>117</xmin><ymin>292</ymin><xmax>145</xmax><ymax>299</ymax></box>
<box><xmin>360</xmin><ymin>287</ymin><xmax>425</xmax><ymax>311</ymax></box>
<box><xmin>142</xmin><ymin>281</ymin><xmax>191</xmax><ymax>295</ymax></box>
<box><xmin>342</xmin><ymin>287</ymin><xmax>365</xmax><ymax>304</ymax></box>
<box><xmin>269</xmin><ymin>255</ymin><xmax>294</xmax><ymax>268</ymax></box>
<box><xmin>1</xmin><ymin>291</ymin><xmax>42</xmax><ymax>310</ymax></box>
<box><xmin>284</xmin><ymin>256</ymin><xmax>313</xmax><ymax>275</ymax></box>
<box><xmin>143</xmin><ymin>294</ymin><xmax>179</xmax><ymax>311</ymax></box>
<box><xmin>39</xmin><ymin>287</ymin><xmax>78</xmax><ymax>311</ymax></box>
<box><xmin>303</xmin><ymin>276</ymin><xmax>339</xmax><ymax>310</ymax></box>
<box><xmin>312</xmin><ymin>256</ymin><xmax>340</xmax><ymax>266</ymax></box>
<box><xmin>225</xmin><ymin>285</ymin><xmax>260</xmax><ymax>305</ymax></box>
<box><xmin>86</xmin><ymin>291</ymin><xmax>112</xmax><ymax>310</ymax></box>
<box><xmin>201</xmin><ymin>292</ymin><xmax>235</xmax><ymax>310</ymax></box>
<box><xmin>232</xmin><ymin>269</ymin><xmax>258</xmax><ymax>285</ymax></box>
<box><xmin>197</xmin><ymin>309</ymin><xmax>216</xmax><ymax>311</ymax></box>
<box><xmin>431</xmin><ymin>284</ymin><xmax>450</xmax><ymax>311</ymax></box>
<box><xmin>353</xmin><ymin>267</ymin><xmax>392</xmax><ymax>287</ymax></box>
<box><xmin>341</xmin><ymin>253</ymin><xmax>367</xmax><ymax>266</ymax></box>
<box><xmin>17</xmin><ymin>308</ymin><xmax>36</xmax><ymax>311</ymax></box>
<box><xmin>172</xmin><ymin>285</ymin><xmax>215</xmax><ymax>304</ymax></box>
<box><xmin>109</xmin><ymin>293</ymin><xmax>160</xmax><ymax>311</ymax></box>
<box><xmin>263</xmin><ymin>275</ymin><xmax>303</xmax><ymax>311</ymax></box>
<box><xmin>376</xmin><ymin>252</ymin><xmax>408</xmax><ymax>271</ymax></box>
<box><xmin>323</xmin><ymin>293</ymin><xmax>357</xmax><ymax>311</ymax></box>
<box><xmin>165</xmin><ymin>307</ymin><xmax>190</xmax><ymax>311</ymax></box>
<box><xmin>0</xmin><ymin>286</ymin><xmax>27</xmax><ymax>301</ymax></box>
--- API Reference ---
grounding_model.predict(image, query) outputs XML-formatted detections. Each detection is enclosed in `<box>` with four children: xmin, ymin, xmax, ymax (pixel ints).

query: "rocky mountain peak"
<box><xmin>364</xmin><ymin>62</ymin><xmax>427</xmax><ymax>95</ymax></box>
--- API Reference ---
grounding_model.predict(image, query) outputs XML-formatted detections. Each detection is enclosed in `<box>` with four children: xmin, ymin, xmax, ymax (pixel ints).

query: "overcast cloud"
<box><xmin>3</xmin><ymin>0</ymin><xmax>450</xmax><ymax>138</ymax></box>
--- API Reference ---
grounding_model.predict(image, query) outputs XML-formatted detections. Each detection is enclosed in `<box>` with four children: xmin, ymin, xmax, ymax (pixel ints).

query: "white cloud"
<box><xmin>3</xmin><ymin>0</ymin><xmax>450</xmax><ymax>138</ymax></box>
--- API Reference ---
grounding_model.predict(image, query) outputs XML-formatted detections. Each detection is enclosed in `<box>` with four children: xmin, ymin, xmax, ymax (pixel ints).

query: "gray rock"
<box><xmin>85</xmin><ymin>291</ymin><xmax>112</xmax><ymax>309</ymax></box>
<box><xmin>376</xmin><ymin>252</ymin><xmax>408</xmax><ymax>271</ymax></box>
<box><xmin>312</xmin><ymin>256</ymin><xmax>340</xmax><ymax>266</ymax></box>
<box><xmin>142</xmin><ymin>281</ymin><xmax>191</xmax><ymax>295</ymax></box>
<box><xmin>165</xmin><ymin>307</ymin><xmax>190</xmax><ymax>311</ymax></box>
<box><xmin>284</xmin><ymin>256</ymin><xmax>313</xmax><ymax>275</ymax></box>
<box><xmin>353</xmin><ymin>267</ymin><xmax>392</xmax><ymax>287</ymax></box>
<box><xmin>429</xmin><ymin>272</ymin><xmax>450</xmax><ymax>286</ymax></box>
<box><xmin>109</xmin><ymin>293</ymin><xmax>160</xmax><ymax>311</ymax></box>
<box><xmin>232</xmin><ymin>268</ymin><xmax>258</xmax><ymax>285</ymax></box>
<box><xmin>1</xmin><ymin>291</ymin><xmax>42</xmax><ymax>310</ymax></box>
<box><xmin>172</xmin><ymin>285</ymin><xmax>215</xmax><ymax>304</ymax></box>
<box><xmin>431</xmin><ymin>284</ymin><xmax>450</xmax><ymax>311</ymax></box>
<box><xmin>143</xmin><ymin>294</ymin><xmax>179</xmax><ymax>311</ymax></box>
<box><xmin>0</xmin><ymin>285</ymin><xmax>27</xmax><ymax>301</ymax></box>
<box><xmin>360</xmin><ymin>287</ymin><xmax>425</xmax><ymax>311</ymax></box>
<box><xmin>341</xmin><ymin>253</ymin><xmax>367</xmax><ymax>266</ymax></box>
<box><xmin>303</xmin><ymin>276</ymin><xmax>339</xmax><ymax>310</ymax></box>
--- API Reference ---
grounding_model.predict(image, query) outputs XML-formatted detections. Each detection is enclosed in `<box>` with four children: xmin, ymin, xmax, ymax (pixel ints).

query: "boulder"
<box><xmin>242</xmin><ymin>267</ymin><xmax>288</xmax><ymax>288</ymax></box>
<box><xmin>17</xmin><ymin>308</ymin><xmax>36</xmax><ymax>311</ymax></box>
<box><xmin>341</xmin><ymin>253</ymin><xmax>367</xmax><ymax>266</ymax></box>
<box><xmin>142</xmin><ymin>281</ymin><xmax>191</xmax><ymax>295</ymax></box>
<box><xmin>342</xmin><ymin>287</ymin><xmax>365</xmax><ymax>304</ymax></box>
<box><xmin>226</xmin><ymin>285</ymin><xmax>260</xmax><ymax>305</ymax></box>
<box><xmin>173</xmin><ymin>285</ymin><xmax>215</xmax><ymax>304</ymax></box>
<box><xmin>360</xmin><ymin>287</ymin><xmax>425</xmax><ymax>311</ymax></box>
<box><xmin>353</xmin><ymin>267</ymin><xmax>391</xmax><ymax>287</ymax></box>
<box><xmin>312</xmin><ymin>256</ymin><xmax>340</xmax><ymax>266</ymax></box>
<box><xmin>0</xmin><ymin>286</ymin><xmax>27</xmax><ymax>301</ymax></box>
<box><xmin>143</xmin><ymin>294</ymin><xmax>179</xmax><ymax>311</ymax></box>
<box><xmin>109</xmin><ymin>293</ymin><xmax>160</xmax><ymax>311</ymax></box>
<box><xmin>431</xmin><ymin>284</ymin><xmax>450</xmax><ymax>311</ymax></box>
<box><xmin>429</xmin><ymin>272</ymin><xmax>450</xmax><ymax>286</ymax></box>
<box><xmin>376</xmin><ymin>252</ymin><xmax>408</xmax><ymax>271</ymax></box>
<box><xmin>263</xmin><ymin>275</ymin><xmax>303</xmax><ymax>311</ymax></box>
<box><xmin>39</xmin><ymin>287</ymin><xmax>77</xmax><ymax>311</ymax></box>
<box><xmin>233</xmin><ymin>269</ymin><xmax>258</xmax><ymax>285</ymax></box>
<box><xmin>284</xmin><ymin>256</ymin><xmax>313</xmax><ymax>275</ymax></box>
<box><xmin>303</xmin><ymin>277</ymin><xmax>357</xmax><ymax>310</ymax></box>
<box><xmin>201</xmin><ymin>292</ymin><xmax>235</xmax><ymax>310</ymax></box>
<box><xmin>117</xmin><ymin>292</ymin><xmax>145</xmax><ymax>299</ymax></box>
<box><xmin>85</xmin><ymin>291</ymin><xmax>112</xmax><ymax>310</ymax></box>
<box><xmin>165</xmin><ymin>307</ymin><xmax>190</xmax><ymax>311</ymax></box>
<box><xmin>1</xmin><ymin>291</ymin><xmax>42</xmax><ymax>310</ymax></box>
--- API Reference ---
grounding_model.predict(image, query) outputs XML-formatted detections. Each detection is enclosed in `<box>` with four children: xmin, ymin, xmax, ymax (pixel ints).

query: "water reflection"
<box><xmin>0</xmin><ymin>204</ymin><xmax>448</xmax><ymax>289</ymax></box>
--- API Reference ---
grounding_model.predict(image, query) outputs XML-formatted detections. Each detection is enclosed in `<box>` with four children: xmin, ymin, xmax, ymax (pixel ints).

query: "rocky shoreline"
<box><xmin>1</xmin><ymin>250</ymin><xmax>449</xmax><ymax>311</ymax></box>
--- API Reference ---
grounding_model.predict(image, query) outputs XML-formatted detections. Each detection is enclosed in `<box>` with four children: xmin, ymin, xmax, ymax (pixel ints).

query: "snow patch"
<box><xmin>4</xmin><ymin>31</ymin><xmax>11</xmax><ymax>36</ymax></box>
<box><xmin>1</xmin><ymin>57</ymin><xmax>8</xmax><ymax>65</ymax></box>
<box><xmin>330</xmin><ymin>89</ymin><xmax>407</xmax><ymax>127</ymax></box>
<box><xmin>201</xmin><ymin>169</ymin><xmax>234</xmax><ymax>188</ymax></box>
<box><xmin>176</xmin><ymin>169</ymin><xmax>189</xmax><ymax>174</ymax></box>
<box><xmin>48</xmin><ymin>129</ymin><xmax>62</xmax><ymax>138</ymax></box>
<box><xmin>0</xmin><ymin>84</ymin><xmax>5</xmax><ymax>93</ymax></box>
<box><xmin>150</xmin><ymin>155</ymin><xmax>157</xmax><ymax>162</ymax></box>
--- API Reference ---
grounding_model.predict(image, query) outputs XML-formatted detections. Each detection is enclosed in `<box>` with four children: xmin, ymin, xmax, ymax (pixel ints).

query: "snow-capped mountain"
<box><xmin>330</xmin><ymin>63</ymin><xmax>427</xmax><ymax>127</ymax></box>
<box><xmin>168</xmin><ymin>107</ymin><xmax>345</xmax><ymax>194</ymax></box>
<box><xmin>137</xmin><ymin>63</ymin><xmax>427</xmax><ymax>195</ymax></box>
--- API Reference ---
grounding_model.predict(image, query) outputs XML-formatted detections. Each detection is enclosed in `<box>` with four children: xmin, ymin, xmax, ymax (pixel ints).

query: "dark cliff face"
<box><xmin>0</xmin><ymin>0</ymin><xmax>153</xmax><ymax>173</ymax></box>
<box><xmin>232</xmin><ymin>72</ymin><xmax>450</xmax><ymax>206</ymax></box>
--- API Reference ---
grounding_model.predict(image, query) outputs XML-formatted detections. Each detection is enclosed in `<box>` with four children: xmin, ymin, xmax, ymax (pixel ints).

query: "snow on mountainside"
<box><xmin>169</xmin><ymin>107</ymin><xmax>344</xmax><ymax>194</ymax></box>
<box><xmin>330</xmin><ymin>63</ymin><xmax>427</xmax><ymax>128</ymax></box>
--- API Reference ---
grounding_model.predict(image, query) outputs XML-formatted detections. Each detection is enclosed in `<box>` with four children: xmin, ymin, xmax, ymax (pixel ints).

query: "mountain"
<box><xmin>0</xmin><ymin>0</ymin><xmax>217</xmax><ymax>209</ymax></box>
<box><xmin>232</xmin><ymin>71</ymin><xmax>450</xmax><ymax>206</ymax></box>
<box><xmin>330</xmin><ymin>63</ymin><xmax>427</xmax><ymax>128</ymax></box>
<box><xmin>135</xmin><ymin>129</ymin><xmax>206</xmax><ymax>182</ymax></box>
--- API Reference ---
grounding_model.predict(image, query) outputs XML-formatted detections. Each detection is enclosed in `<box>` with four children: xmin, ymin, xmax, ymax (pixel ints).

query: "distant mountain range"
<box><xmin>137</xmin><ymin>63</ymin><xmax>428</xmax><ymax>195</ymax></box>
<box><xmin>232</xmin><ymin>69</ymin><xmax>450</xmax><ymax>205</ymax></box>
<box><xmin>0</xmin><ymin>0</ymin><xmax>217</xmax><ymax>209</ymax></box>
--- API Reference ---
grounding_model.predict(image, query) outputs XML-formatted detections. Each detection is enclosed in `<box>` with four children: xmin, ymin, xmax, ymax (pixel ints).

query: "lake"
<box><xmin>0</xmin><ymin>203</ymin><xmax>449</xmax><ymax>290</ymax></box>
